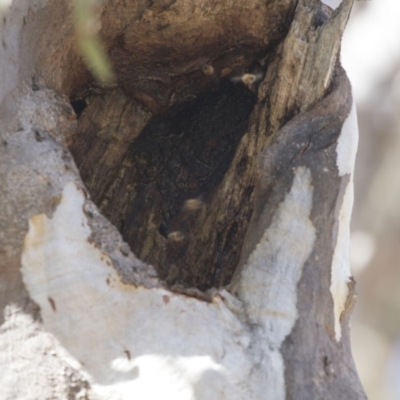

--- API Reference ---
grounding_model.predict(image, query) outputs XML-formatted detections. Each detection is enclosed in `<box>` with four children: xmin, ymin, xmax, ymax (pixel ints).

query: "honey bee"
<box><xmin>184</xmin><ymin>198</ymin><xmax>203</xmax><ymax>211</ymax></box>
<box><xmin>230</xmin><ymin>72</ymin><xmax>263</xmax><ymax>90</ymax></box>
<box><xmin>168</xmin><ymin>231</ymin><xmax>185</xmax><ymax>242</ymax></box>
<box><xmin>202</xmin><ymin>64</ymin><xmax>215</xmax><ymax>76</ymax></box>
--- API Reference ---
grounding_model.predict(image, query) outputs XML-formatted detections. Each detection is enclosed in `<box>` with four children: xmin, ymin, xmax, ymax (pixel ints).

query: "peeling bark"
<box><xmin>0</xmin><ymin>0</ymin><xmax>366</xmax><ymax>399</ymax></box>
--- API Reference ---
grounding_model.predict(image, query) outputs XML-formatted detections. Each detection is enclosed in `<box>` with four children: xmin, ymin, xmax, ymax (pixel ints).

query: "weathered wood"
<box><xmin>68</xmin><ymin>0</ymin><xmax>355</xmax><ymax>292</ymax></box>
<box><xmin>67</xmin><ymin>0</ymin><xmax>298</xmax><ymax>289</ymax></box>
<box><xmin>0</xmin><ymin>0</ymin><xmax>366</xmax><ymax>399</ymax></box>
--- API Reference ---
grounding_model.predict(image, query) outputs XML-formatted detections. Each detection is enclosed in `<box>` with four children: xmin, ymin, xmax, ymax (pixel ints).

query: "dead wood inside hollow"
<box><xmin>61</xmin><ymin>0</ymin><xmax>300</xmax><ymax>291</ymax></box>
<box><xmin>70</xmin><ymin>79</ymin><xmax>258</xmax><ymax>290</ymax></box>
<box><xmin>64</xmin><ymin>0</ymin><xmax>352</xmax><ymax>291</ymax></box>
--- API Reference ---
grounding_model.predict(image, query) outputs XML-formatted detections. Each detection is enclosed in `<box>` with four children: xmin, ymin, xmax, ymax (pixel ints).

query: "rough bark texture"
<box><xmin>0</xmin><ymin>0</ymin><xmax>366</xmax><ymax>399</ymax></box>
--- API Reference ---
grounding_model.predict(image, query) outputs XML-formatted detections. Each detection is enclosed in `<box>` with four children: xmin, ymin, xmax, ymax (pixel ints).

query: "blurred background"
<box><xmin>327</xmin><ymin>0</ymin><xmax>400</xmax><ymax>398</ymax></box>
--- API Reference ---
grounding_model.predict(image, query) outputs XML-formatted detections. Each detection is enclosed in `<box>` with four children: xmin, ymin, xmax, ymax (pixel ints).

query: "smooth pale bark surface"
<box><xmin>0</xmin><ymin>0</ymin><xmax>366</xmax><ymax>399</ymax></box>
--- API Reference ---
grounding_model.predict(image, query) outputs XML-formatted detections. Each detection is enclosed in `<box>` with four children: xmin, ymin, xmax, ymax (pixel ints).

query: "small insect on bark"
<box><xmin>230</xmin><ymin>72</ymin><xmax>264</xmax><ymax>91</ymax></box>
<box><xmin>184</xmin><ymin>198</ymin><xmax>203</xmax><ymax>211</ymax></box>
<box><xmin>202</xmin><ymin>64</ymin><xmax>215</xmax><ymax>76</ymax></box>
<box><xmin>168</xmin><ymin>231</ymin><xmax>185</xmax><ymax>242</ymax></box>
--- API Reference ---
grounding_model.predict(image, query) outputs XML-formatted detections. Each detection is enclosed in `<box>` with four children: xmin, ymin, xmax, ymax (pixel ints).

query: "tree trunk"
<box><xmin>0</xmin><ymin>0</ymin><xmax>366</xmax><ymax>399</ymax></box>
